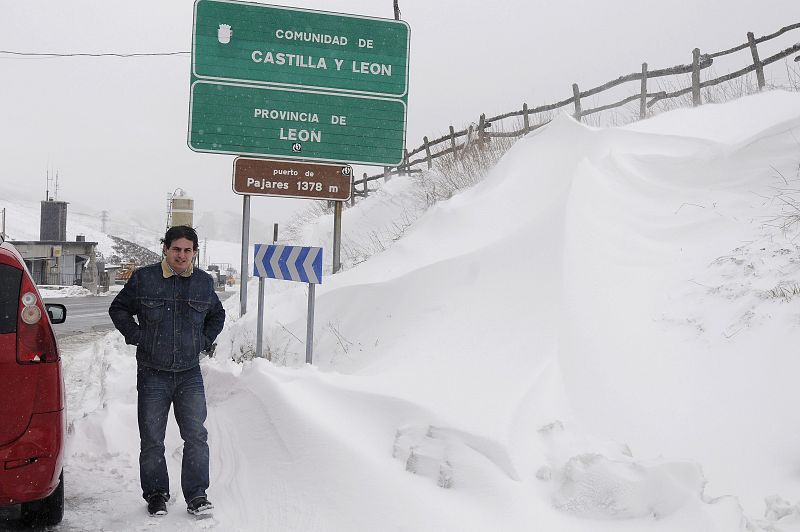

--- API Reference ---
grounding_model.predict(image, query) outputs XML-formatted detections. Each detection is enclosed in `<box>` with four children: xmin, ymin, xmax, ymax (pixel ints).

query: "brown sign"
<box><xmin>233</xmin><ymin>158</ymin><xmax>353</xmax><ymax>201</ymax></box>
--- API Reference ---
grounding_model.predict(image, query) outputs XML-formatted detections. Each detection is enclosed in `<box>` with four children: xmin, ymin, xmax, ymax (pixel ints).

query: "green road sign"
<box><xmin>189</xmin><ymin>0</ymin><xmax>410</xmax><ymax>166</ymax></box>
<box><xmin>188</xmin><ymin>81</ymin><xmax>406</xmax><ymax>165</ymax></box>
<box><xmin>192</xmin><ymin>0</ymin><xmax>410</xmax><ymax>97</ymax></box>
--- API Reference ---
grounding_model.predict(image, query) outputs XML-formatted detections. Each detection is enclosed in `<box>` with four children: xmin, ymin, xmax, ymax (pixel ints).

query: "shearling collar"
<box><xmin>161</xmin><ymin>258</ymin><xmax>193</xmax><ymax>278</ymax></box>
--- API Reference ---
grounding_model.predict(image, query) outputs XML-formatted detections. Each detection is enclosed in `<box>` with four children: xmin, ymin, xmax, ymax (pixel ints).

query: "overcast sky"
<box><xmin>1</xmin><ymin>0</ymin><xmax>797</xmax><ymax>232</ymax></box>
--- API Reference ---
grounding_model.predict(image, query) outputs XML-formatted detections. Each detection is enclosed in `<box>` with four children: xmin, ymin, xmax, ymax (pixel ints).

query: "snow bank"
<box><xmin>57</xmin><ymin>91</ymin><xmax>800</xmax><ymax>532</ymax></box>
<box><xmin>38</xmin><ymin>285</ymin><xmax>94</xmax><ymax>298</ymax></box>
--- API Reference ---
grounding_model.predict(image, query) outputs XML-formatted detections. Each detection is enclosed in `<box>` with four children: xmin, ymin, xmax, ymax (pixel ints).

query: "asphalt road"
<box><xmin>44</xmin><ymin>295</ymin><xmax>117</xmax><ymax>338</ymax></box>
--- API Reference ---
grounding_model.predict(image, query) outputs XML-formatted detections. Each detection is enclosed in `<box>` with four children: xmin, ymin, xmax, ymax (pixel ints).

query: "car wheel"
<box><xmin>21</xmin><ymin>470</ymin><xmax>64</xmax><ymax>527</ymax></box>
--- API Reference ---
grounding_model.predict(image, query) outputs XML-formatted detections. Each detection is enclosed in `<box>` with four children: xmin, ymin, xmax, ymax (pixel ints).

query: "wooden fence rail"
<box><xmin>351</xmin><ymin>23</ymin><xmax>800</xmax><ymax>197</ymax></box>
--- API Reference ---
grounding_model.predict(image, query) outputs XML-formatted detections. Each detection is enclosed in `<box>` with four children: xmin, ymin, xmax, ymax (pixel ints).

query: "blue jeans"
<box><xmin>137</xmin><ymin>365</ymin><xmax>209</xmax><ymax>503</ymax></box>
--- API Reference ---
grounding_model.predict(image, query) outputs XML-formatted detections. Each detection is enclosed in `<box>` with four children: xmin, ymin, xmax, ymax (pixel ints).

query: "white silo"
<box><xmin>169</xmin><ymin>189</ymin><xmax>194</xmax><ymax>228</ymax></box>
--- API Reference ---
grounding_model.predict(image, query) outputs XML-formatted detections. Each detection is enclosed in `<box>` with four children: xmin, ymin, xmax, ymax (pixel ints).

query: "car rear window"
<box><xmin>0</xmin><ymin>263</ymin><xmax>23</xmax><ymax>333</ymax></box>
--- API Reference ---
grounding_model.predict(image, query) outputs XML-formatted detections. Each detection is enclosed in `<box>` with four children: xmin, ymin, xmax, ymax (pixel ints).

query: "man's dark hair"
<box><xmin>162</xmin><ymin>225</ymin><xmax>199</xmax><ymax>250</ymax></box>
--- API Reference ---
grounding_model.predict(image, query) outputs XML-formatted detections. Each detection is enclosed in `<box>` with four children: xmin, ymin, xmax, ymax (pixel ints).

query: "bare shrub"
<box><xmin>414</xmin><ymin>128</ymin><xmax>517</xmax><ymax>207</ymax></box>
<box><xmin>762</xmin><ymin>283</ymin><xmax>800</xmax><ymax>301</ymax></box>
<box><xmin>282</xmin><ymin>200</ymin><xmax>331</xmax><ymax>244</ymax></box>
<box><xmin>340</xmin><ymin>211</ymin><xmax>418</xmax><ymax>267</ymax></box>
<box><xmin>787</xmin><ymin>59</ymin><xmax>800</xmax><ymax>91</ymax></box>
<box><xmin>763</xmin><ymin>135</ymin><xmax>800</xmax><ymax>235</ymax></box>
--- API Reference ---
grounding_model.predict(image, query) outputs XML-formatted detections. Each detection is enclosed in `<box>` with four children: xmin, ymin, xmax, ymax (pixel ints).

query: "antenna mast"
<box><xmin>45</xmin><ymin>168</ymin><xmax>60</xmax><ymax>201</ymax></box>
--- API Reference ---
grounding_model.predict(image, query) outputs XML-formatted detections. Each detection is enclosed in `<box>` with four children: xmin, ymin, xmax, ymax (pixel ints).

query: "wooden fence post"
<box><xmin>449</xmin><ymin>125</ymin><xmax>458</xmax><ymax>159</ymax></box>
<box><xmin>572</xmin><ymin>83</ymin><xmax>582</xmax><ymax>120</ymax></box>
<box><xmin>691</xmin><ymin>48</ymin><xmax>702</xmax><ymax>106</ymax></box>
<box><xmin>522</xmin><ymin>103</ymin><xmax>530</xmax><ymax>134</ymax></box>
<box><xmin>639</xmin><ymin>63</ymin><xmax>648</xmax><ymax>119</ymax></box>
<box><xmin>747</xmin><ymin>32</ymin><xmax>766</xmax><ymax>90</ymax></box>
<box><xmin>362</xmin><ymin>173</ymin><xmax>369</xmax><ymax>197</ymax></box>
<box><xmin>423</xmin><ymin>136</ymin><xmax>432</xmax><ymax>169</ymax></box>
<box><xmin>478</xmin><ymin>113</ymin><xmax>488</xmax><ymax>144</ymax></box>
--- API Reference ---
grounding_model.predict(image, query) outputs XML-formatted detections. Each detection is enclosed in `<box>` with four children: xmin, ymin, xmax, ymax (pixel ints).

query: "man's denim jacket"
<box><xmin>109</xmin><ymin>261</ymin><xmax>225</xmax><ymax>371</ymax></box>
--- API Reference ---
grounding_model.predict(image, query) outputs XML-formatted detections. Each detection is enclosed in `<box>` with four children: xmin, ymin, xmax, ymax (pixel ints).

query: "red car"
<box><xmin>0</xmin><ymin>237</ymin><xmax>67</xmax><ymax>526</ymax></box>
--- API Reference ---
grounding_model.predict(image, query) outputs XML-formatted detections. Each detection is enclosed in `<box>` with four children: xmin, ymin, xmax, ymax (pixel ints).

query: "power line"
<box><xmin>0</xmin><ymin>50</ymin><xmax>189</xmax><ymax>58</ymax></box>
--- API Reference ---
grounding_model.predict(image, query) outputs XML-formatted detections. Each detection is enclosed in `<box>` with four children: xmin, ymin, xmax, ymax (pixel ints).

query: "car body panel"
<box><xmin>0</xmin><ymin>241</ymin><xmax>66</xmax><ymax>508</ymax></box>
<box><xmin>0</xmin><ymin>410</ymin><xmax>65</xmax><ymax>505</ymax></box>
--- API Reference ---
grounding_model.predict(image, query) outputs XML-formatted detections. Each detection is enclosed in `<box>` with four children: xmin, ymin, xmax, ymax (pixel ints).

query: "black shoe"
<box><xmin>187</xmin><ymin>496</ymin><xmax>214</xmax><ymax>515</ymax></box>
<box><xmin>147</xmin><ymin>493</ymin><xmax>168</xmax><ymax>516</ymax></box>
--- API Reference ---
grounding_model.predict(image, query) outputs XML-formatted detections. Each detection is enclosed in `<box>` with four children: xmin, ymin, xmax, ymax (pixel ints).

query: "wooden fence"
<box><xmin>349</xmin><ymin>22</ymin><xmax>800</xmax><ymax>202</ymax></box>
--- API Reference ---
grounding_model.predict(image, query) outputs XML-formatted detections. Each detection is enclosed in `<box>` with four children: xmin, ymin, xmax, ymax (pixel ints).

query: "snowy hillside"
<box><xmin>53</xmin><ymin>90</ymin><xmax>800</xmax><ymax>531</ymax></box>
<box><xmin>0</xmin><ymin>187</ymin><xmax>163</xmax><ymax>261</ymax></box>
<box><xmin>0</xmin><ymin>191</ymin><xmax>250</xmax><ymax>272</ymax></box>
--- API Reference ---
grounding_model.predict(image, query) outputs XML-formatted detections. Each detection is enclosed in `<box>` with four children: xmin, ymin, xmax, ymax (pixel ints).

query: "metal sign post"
<box><xmin>239</xmin><ymin>194</ymin><xmax>250</xmax><ymax>317</ymax></box>
<box><xmin>255</xmin><ymin>227</ymin><xmax>279</xmax><ymax>359</ymax></box>
<box><xmin>253</xmin><ymin>244</ymin><xmax>323</xmax><ymax>363</ymax></box>
<box><xmin>256</xmin><ymin>274</ymin><xmax>265</xmax><ymax>358</ymax></box>
<box><xmin>306</xmin><ymin>284</ymin><xmax>316</xmax><ymax>364</ymax></box>
<box><xmin>333</xmin><ymin>201</ymin><xmax>343</xmax><ymax>273</ymax></box>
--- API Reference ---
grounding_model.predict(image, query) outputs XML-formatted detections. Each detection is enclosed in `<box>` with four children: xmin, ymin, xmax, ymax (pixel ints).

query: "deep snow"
<box><xmin>16</xmin><ymin>90</ymin><xmax>800</xmax><ymax>531</ymax></box>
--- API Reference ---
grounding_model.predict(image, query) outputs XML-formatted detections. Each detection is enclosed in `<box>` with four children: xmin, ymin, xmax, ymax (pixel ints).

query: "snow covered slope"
<box><xmin>0</xmin><ymin>192</ymin><xmax>248</xmax><ymax>271</ymax></box>
<box><xmin>56</xmin><ymin>90</ymin><xmax>800</xmax><ymax>531</ymax></box>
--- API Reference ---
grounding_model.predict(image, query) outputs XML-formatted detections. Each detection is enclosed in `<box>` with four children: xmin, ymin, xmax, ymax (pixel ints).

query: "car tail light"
<box><xmin>17</xmin><ymin>275</ymin><xmax>59</xmax><ymax>363</ymax></box>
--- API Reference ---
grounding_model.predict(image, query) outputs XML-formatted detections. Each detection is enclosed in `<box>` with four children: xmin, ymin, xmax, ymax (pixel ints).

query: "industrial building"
<box><xmin>10</xmin><ymin>199</ymin><xmax>100</xmax><ymax>292</ymax></box>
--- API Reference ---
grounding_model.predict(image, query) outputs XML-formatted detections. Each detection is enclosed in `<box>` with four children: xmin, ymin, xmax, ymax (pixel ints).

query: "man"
<box><xmin>109</xmin><ymin>225</ymin><xmax>225</xmax><ymax>517</ymax></box>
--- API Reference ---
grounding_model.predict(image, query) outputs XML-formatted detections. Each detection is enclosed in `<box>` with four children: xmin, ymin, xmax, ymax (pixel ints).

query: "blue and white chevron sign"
<box><xmin>253</xmin><ymin>244</ymin><xmax>323</xmax><ymax>284</ymax></box>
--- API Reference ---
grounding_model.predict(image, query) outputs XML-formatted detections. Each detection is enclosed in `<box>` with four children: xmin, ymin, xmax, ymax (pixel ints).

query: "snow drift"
<box><xmin>55</xmin><ymin>90</ymin><xmax>800</xmax><ymax>531</ymax></box>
